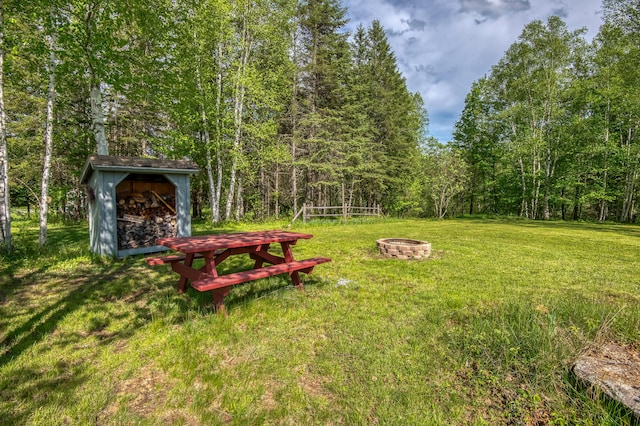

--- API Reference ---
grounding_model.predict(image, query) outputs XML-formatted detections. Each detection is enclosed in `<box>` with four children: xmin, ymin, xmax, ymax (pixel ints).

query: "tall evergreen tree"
<box><xmin>365</xmin><ymin>20</ymin><xmax>423</xmax><ymax>209</ymax></box>
<box><xmin>295</xmin><ymin>0</ymin><xmax>350</xmax><ymax>207</ymax></box>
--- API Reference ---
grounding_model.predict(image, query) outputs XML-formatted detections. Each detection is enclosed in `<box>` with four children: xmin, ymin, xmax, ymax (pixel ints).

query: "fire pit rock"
<box><xmin>376</xmin><ymin>238</ymin><xmax>432</xmax><ymax>260</ymax></box>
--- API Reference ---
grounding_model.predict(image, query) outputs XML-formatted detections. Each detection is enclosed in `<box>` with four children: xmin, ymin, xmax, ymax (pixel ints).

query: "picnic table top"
<box><xmin>156</xmin><ymin>230</ymin><xmax>314</xmax><ymax>253</ymax></box>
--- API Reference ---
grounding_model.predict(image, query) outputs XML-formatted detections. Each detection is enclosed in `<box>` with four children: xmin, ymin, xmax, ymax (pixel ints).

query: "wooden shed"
<box><xmin>80</xmin><ymin>155</ymin><xmax>199</xmax><ymax>258</ymax></box>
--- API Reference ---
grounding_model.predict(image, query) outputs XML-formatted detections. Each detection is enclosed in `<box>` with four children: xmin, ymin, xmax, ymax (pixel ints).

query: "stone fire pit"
<box><xmin>377</xmin><ymin>238</ymin><xmax>432</xmax><ymax>260</ymax></box>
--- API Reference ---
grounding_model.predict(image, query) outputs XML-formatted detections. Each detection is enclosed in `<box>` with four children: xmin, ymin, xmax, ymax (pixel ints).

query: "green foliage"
<box><xmin>453</xmin><ymin>13</ymin><xmax>640</xmax><ymax>223</ymax></box>
<box><xmin>4</xmin><ymin>0</ymin><xmax>427</xmax><ymax>230</ymax></box>
<box><xmin>420</xmin><ymin>140</ymin><xmax>469</xmax><ymax>218</ymax></box>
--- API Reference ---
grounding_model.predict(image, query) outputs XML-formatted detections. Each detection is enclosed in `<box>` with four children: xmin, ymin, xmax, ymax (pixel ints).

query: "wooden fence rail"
<box><xmin>291</xmin><ymin>203</ymin><xmax>382</xmax><ymax>223</ymax></box>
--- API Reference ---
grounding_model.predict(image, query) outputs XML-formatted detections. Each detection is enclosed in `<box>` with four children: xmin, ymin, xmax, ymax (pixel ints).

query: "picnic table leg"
<box><xmin>281</xmin><ymin>242</ymin><xmax>305</xmax><ymax>291</ymax></box>
<box><xmin>252</xmin><ymin>243</ymin><xmax>270</xmax><ymax>269</ymax></box>
<box><xmin>202</xmin><ymin>251</ymin><xmax>219</xmax><ymax>278</ymax></box>
<box><xmin>290</xmin><ymin>271</ymin><xmax>304</xmax><ymax>291</ymax></box>
<box><xmin>211</xmin><ymin>288</ymin><xmax>229</xmax><ymax>317</ymax></box>
<box><xmin>178</xmin><ymin>253</ymin><xmax>195</xmax><ymax>293</ymax></box>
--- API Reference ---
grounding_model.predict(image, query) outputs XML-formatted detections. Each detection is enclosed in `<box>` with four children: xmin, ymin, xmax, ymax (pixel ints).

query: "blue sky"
<box><xmin>342</xmin><ymin>0</ymin><xmax>604</xmax><ymax>142</ymax></box>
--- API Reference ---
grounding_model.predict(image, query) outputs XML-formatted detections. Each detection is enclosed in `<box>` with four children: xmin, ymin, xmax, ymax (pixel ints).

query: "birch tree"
<box><xmin>0</xmin><ymin>0</ymin><xmax>11</xmax><ymax>252</ymax></box>
<box><xmin>225</xmin><ymin>1</ymin><xmax>251</xmax><ymax>220</ymax></box>
<box><xmin>489</xmin><ymin>17</ymin><xmax>585</xmax><ymax>219</ymax></box>
<box><xmin>40</xmin><ymin>14</ymin><xmax>57</xmax><ymax>246</ymax></box>
<box><xmin>421</xmin><ymin>141</ymin><xmax>469</xmax><ymax>218</ymax></box>
<box><xmin>189</xmin><ymin>0</ymin><xmax>229</xmax><ymax>224</ymax></box>
<box><xmin>597</xmin><ymin>4</ymin><xmax>640</xmax><ymax>222</ymax></box>
<box><xmin>223</xmin><ymin>0</ymin><xmax>293</xmax><ymax>220</ymax></box>
<box><xmin>59</xmin><ymin>0</ymin><xmax>141</xmax><ymax>155</ymax></box>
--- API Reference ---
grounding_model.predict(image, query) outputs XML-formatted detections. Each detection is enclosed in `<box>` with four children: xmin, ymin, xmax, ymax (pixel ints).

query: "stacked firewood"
<box><xmin>116</xmin><ymin>191</ymin><xmax>177</xmax><ymax>250</ymax></box>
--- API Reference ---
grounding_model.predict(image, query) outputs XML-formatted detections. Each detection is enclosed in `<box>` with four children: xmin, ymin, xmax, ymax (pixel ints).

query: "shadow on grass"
<box><xmin>0</xmin><ymin>261</ymin><xmax>153</xmax><ymax>368</ymax></box>
<box><xmin>0</xmin><ymin>225</ymin><xmax>90</xmax><ymax>287</ymax></box>
<box><xmin>182</xmin><ymin>253</ymin><xmax>325</xmax><ymax>313</ymax></box>
<box><xmin>1</xmin><ymin>244</ymin><xmax>324</xmax><ymax>348</ymax></box>
<box><xmin>0</xmin><ymin>221</ymin><xmax>328</xmax><ymax>422</ymax></box>
<box><xmin>0</xmin><ymin>255</ymin><xmax>319</xmax><ymax>424</ymax></box>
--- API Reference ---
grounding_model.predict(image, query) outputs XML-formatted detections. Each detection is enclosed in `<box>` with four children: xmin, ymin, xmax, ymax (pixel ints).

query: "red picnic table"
<box><xmin>146</xmin><ymin>230</ymin><xmax>331</xmax><ymax>313</ymax></box>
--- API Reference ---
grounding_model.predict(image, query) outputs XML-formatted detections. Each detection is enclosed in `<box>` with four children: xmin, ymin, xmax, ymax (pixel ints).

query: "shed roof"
<box><xmin>81</xmin><ymin>155</ymin><xmax>199</xmax><ymax>183</ymax></box>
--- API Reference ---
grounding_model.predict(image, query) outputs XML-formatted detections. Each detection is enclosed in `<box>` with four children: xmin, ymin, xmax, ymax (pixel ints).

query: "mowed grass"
<box><xmin>1</xmin><ymin>217</ymin><xmax>639</xmax><ymax>425</ymax></box>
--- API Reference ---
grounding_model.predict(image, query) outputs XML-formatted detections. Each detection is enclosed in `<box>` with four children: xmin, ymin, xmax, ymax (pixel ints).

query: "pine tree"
<box><xmin>295</xmin><ymin>0</ymin><xmax>350</xmax><ymax>206</ymax></box>
<box><xmin>365</xmin><ymin>20</ymin><xmax>423</xmax><ymax>209</ymax></box>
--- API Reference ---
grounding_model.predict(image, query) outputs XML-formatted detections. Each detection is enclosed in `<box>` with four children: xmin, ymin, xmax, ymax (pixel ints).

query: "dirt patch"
<box><xmin>98</xmin><ymin>364</ymin><xmax>175</xmax><ymax>423</ymax></box>
<box><xmin>119</xmin><ymin>289</ymin><xmax>149</xmax><ymax>307</ymax></box>
<box><xmin>455</xmin><ymin>362</ymin><xmax>554</xmax><ymax>425</ymax></box>
<box><xmin>298</xmin><ymin>372</ymin><xmax>334</xmax><ymax>402</ymax></box>
<box><xmin>573</xmin><ymin>343</ymin><xmax>640</xmax><ymax>417</ymax></box>
<box><xmin>260</xmin><ymin>383</ymin><xmax>279</xmax><ymax>411</ymax></box>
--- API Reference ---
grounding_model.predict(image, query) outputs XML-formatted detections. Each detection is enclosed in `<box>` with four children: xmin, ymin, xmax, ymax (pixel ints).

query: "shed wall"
<box><xmin>87</xmin><ymin>170</ymin><xmax>193</xmax><ymax>258</ymax></box>
<box><xmin>165</xmin><ymin>173</ymin><xmax>191</xmax><ymax>237</ymax></box>
<box><xmin>88</xmin><ymin>172</ymin><xmax>101</xmax><ymax>254</ymax></box>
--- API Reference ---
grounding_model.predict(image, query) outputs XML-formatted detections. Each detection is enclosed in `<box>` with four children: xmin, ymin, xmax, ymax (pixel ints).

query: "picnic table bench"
<box><xmin>146</xmin><ymin>230</ymin><xmax>331</xmax><ymax>313</ymax></box>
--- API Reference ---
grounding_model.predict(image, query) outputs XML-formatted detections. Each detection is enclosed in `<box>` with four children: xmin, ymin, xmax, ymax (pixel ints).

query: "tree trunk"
<box><xmin>235</xmin><ymin>176</ymin><xmax>243</xmax><ymax>221</ymax></box>
<box><xmin>531</xmin><ymin>153</ymin><xmax>541</xmax><ymax>220</ymax></box>
<box><xmin>600</xmin><ymin>151</ymin><xmax>609</xmax><ymax>223</ymax></box>
<box><xmin>260</xmin><ymin>165</ymin><xmax>266</xmax><ymax>220</ymax></box>
<box><xmin>599</xmin><ymin>116</ymin><xmax>611</xmax><ymax>222</ymax></box>
<box><xmin>290</xmin><ymin>25</ymin><xmax>300</xmax><ymax>215</ymax></box>
<box><xmin>90</xmin><ymin>83</ymin><xmax>108</xmax><ymax>155</ymax></box>
<box><xmin>518</xmin><ymin>157</ymin><xmax>528</xmax><ymax>218</ymax></box>
<box><xmin>543</xmin><ymin>147</ymin><xmax>552</xmax><ymax>220</ymax></box>
<box><xmin>469</xmin><ymin>187</ymin><xmax>474</xmax><ymax>215</ymax></box>
<box><xmin>212</xmin><ymin>42</ymin><xmax>224</xmax><ymax>224</ymax></box>
<box><xmin>40</xmin><ymin>33</ymin><xmax>56</xmax><ymax>246</ymax></box>
<box><xmin>194</xmin><ymin>28</ymin><xmax>220</xmax><ymax>227</ymax></box>
<box><xmin>225</xmin><ymin>13</ymin><xmax>250</xmax><ymax>220</ymax></box>
<box><xmin>275</xmin><ymin>162</ymin><xmax>280</xmax><ymax>218</ymax></box>
<box><xmin>0</xmin><ymin>0</ymin><xmax>10</xmax><ymax>252</ymax></box>
<box><xmin>621</xmin><ymin>126</ymin><xmax>639</xmax><ymax>222</ymax></box>
<box><xmin>292</xmin><ymin>140</ymin><xmax>298</xmax><ymax>214</ymax></box>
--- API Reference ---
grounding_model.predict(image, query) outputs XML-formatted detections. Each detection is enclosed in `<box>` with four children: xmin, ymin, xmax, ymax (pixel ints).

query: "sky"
<box><xmin>342</xmin><ymin>0</ymin><xmax>604</xmax><ymax>142</ymax></box>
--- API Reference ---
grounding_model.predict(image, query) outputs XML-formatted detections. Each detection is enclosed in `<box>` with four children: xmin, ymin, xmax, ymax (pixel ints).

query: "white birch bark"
<box><xmin>40</xmin><ymin>32</ymin><xmax>57</xmax><ymax>246</ymax></box>
<box><xmin>193</xmin><ymin>29</ymin><xmax>221</xmax><ymax>226</ymax></box>
<box><xmin>212</xmin><ymin>42</ymin><xmax>224</xmax><ymax>224</ymax></box>
<box><xmin>0</xmin><ymin>0</ymin><xmax>11</xmax><ymax>251</ymax></box>
<box><xmin>600</xmin><ymin>128</ymin><xmax>610</xmax><ymax>222</ymax></box>
<box><xmin>90</xmin><ymin>83</ymin><xmax>108</xmax><ymax>155</ymax></box>
<box><xmin>225</xmin><ymin>11</ymin><xmax>250</xmax><ymax>220</ymax></box>
<box><xmin>235</xmin><ymin>176</ymin><xmax>243</xmax><ymax>220</ymax></box>
<box><xmin>621</xmin><ymin>126</ymin><xmax>639</xmax><ymax>222</ymax></box>
<box><xmin>518</xmin><ymin>157</ymin><xmax>528</xmax><ymax>218</ymax></box>
<box><xmin>275</xmin><ymin>162</ymin><xmax>280</xmax><ymax>218</ymax></box>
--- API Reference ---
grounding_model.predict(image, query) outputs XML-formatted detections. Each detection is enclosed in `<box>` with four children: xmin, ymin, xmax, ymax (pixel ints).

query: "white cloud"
<box><xmin>458</xmin><ymin>0</ymin><xmax>531</xmax><ymax>20</ymax></box>
<box><xmin>342</xmin><ymin>0</ymin><xmax>604</xmax><ymax>142</ymax></box>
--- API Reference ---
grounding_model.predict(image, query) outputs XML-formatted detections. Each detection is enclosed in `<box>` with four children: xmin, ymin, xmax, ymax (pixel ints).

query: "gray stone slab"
<box><xmin>573</xmin><ymin>343</ymin><xmax>640</xmax><ymax>417</ymax></box>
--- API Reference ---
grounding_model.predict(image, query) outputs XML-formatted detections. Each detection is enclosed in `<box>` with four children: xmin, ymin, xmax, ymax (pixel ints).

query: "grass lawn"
<box><xmin>1</xmin><ymin>216</ymin><xmax>639</xmax><ymax>425</ymax></box>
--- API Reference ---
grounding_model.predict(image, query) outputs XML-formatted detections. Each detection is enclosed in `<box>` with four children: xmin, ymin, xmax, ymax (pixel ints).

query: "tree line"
<box><xmin>0</xmin><ymin>0</ymin><xmax>426</xmax><ymax>250</ymax></box>
<box><xmin>452</xmin><ymin>0</ymin><xmax>640</xmax><ymax>223</ymax></box>
<box><xmin>1</xmin><ymin>0</ymin><xmax>638</xmax><ymax>252</ymax></box>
